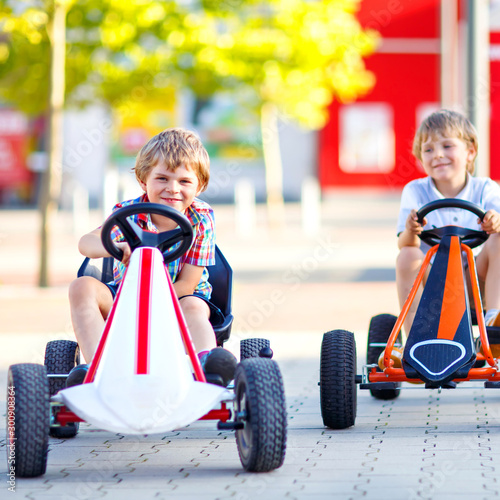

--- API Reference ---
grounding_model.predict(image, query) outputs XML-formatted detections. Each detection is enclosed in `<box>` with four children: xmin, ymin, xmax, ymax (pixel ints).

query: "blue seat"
<box><xmin>77</xmin><ymin>245</ymin><xmax>233</xmax><ymax>346</ymax></box>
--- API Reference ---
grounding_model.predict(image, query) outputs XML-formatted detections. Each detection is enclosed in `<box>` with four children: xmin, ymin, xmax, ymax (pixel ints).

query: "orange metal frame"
<box><xmin>370</xmin><ymin>240</ymin><xmax>499</xmax><ymax>384</ymax></box>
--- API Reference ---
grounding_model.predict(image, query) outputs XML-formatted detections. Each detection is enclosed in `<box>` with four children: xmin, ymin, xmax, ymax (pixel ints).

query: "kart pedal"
<box><xmin>204</xmin><ymin>373</ymin><xmax>225</xmax><ymax>386</ymax></box>
<box><xmin>65</xmin><ymin>364</ymin><xmax>89</xmax><ymax>387</ymax></box>
<box><xmin>360</xmin><ymin>382</ymin><xmax>399</xmax><ymax>390</ymax></box>
<box><xmin>202</xmin><ymin>348</ymin><xmax>237</xmax><ymax>387</ymax></box>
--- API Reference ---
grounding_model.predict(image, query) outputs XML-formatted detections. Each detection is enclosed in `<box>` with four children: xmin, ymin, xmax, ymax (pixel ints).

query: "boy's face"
<box><xmin>139</xmin><ymin>161</ymin><xmax>201</xmax><ymax>214</ymax></box>
<box><xmin>420</xmin><ymin>133</ymin><xmax>476</xmax><ymax>186</ymax></box>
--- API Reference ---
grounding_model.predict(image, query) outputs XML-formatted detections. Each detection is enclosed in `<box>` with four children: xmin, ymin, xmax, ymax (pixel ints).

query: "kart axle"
<box><xmin>199</xmin><ymin>406</ymin><xmax>231</xmax><ymax>422</ymax></box>
<box><xmin>53</xmin><ymin>406</ymin><xmax>85</xmax><ymax>426</ymax></box>
<box><xmin>217</xmin><ymin>421</ymin><xmax>244</xmax><ymax>430</ymax></box>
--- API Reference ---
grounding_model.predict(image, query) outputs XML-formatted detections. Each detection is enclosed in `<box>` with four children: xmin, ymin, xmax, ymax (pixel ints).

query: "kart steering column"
<box><xmin>381</xmin><ymin>246</ymin><xmax>438</xmax><ymax>374</ymax></box>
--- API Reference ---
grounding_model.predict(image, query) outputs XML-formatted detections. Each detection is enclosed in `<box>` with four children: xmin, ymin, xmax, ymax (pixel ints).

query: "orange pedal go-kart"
<box><xmin>319</xmin><ymin>199</ymin><xmax>500</xmax><ymax>429</ymax></box>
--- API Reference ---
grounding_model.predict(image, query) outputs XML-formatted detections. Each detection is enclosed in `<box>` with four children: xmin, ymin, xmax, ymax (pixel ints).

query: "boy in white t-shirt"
<box><xmin>397</xmin><ymin>109</ymin><xmax>500</xmax><ymax>336</ymax></box>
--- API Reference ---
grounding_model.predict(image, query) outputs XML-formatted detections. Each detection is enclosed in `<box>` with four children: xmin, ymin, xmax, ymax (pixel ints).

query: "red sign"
<box><xmin>0</xmin><ymin>109</ymin><xmax>31</xmax><ymax>188</ymax></box>
<box><xmin>319</xmin><ymin>0</ymin><xmax>441</xmax><ymax>188</ymax></box>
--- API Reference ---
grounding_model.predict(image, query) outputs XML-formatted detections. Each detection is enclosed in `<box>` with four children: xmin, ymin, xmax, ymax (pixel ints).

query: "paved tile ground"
<box><xmin>3</xmin><ymin>355</ymin><xmax>500</xmax><ymax>500</ymax></box>
<box><xmin>2</xmin><ymin>190</ymin><xmax>500</xmax><ymax>499</ymax></box>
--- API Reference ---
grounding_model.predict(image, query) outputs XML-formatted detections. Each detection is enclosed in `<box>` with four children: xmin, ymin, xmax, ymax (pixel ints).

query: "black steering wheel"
<box><xmin>101</xmin><ymin>203</ymin><xmax>193</xmax><ymax>264</ymax></box>
<box><xmin>416</xmin><ymin>199</ymin><xmax>488</xmax><ymax>249</ymax></box>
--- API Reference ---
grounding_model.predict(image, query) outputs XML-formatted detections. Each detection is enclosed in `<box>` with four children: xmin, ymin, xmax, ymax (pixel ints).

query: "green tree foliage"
<box><xmin>0</xmin><ymin>0</ymin><xmax>191</xmax><ymax>113</ymax></box>
<box><xmin>0</xmin><ymin>4</ymin><xmax>51</xmax><ymax>114</ymax></box>
<box><xmin>0</xmin><ymin>0</ymin><xmax>377</xmax><ymax>283</ymax></box>
<box><xmin>191</xmin><ymin>0</ymin><xmax>378</xmax><ymax>128</ymax></box>
<box><xmin>0</xmin><ymin>0</ymin><xmax>377</xmax><ymax>127</ymax></box>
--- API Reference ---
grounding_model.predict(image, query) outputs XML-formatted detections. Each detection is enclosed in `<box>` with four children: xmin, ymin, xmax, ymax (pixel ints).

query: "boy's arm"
<box><xmin>173</xmin><ymin>264</ymin><xmax>205</xmax><ymax>298</ymax></box>
<box><xmin>398</xmin><ymin>230</ymin><xmax>420</xmax><ymax>249</ymax></box>
<box><xmin>78</xmin><ymin>227</ymin><xmax>131</xmax><ymax>265</ymax></box>
<box><xmin>398</xmin><ymin>209</ymin><xmax>427</xmax><ymax>249</ymax></box>
<box><xmin>78</xmin><ymin>228</ymin><xmax>107</xmax><ymax>258</ymax></box>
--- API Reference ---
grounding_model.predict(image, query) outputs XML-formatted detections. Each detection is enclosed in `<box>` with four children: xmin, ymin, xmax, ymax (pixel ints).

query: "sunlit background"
<box><xmin>0</xmin><ymin>0</ymin><xmax>497</xmax><ymax>287</ymax></box>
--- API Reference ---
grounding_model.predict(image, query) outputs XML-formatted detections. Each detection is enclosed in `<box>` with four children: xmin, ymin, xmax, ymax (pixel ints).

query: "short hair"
<box><xmin>135</xmin><ymin>128</ymin><xmax>210</xmax><ymax>192</ymax></box>
<box><xmin>412</xmin><ymin>109</ymin><xmax>478</xmax><ymax>174</ymax></box>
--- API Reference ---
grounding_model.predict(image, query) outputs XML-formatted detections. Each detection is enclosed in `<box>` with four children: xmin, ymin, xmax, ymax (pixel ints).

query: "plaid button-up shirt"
<box><xmin>109</xmin><ymin>194</ymin><xmax>216</xmax><ymax>298</ymax></box>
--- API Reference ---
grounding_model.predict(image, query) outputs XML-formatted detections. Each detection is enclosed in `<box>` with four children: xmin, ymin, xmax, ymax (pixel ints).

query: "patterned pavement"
<box><xmin>2</xmin><ymin>190</ymin><xmax>500</xmax><ymax>499</ymax></box>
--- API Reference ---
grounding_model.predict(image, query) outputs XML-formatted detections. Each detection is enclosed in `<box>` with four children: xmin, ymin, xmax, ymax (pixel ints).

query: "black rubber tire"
<box><xmin>320</xmin><ymin>330</ymin><xmax>357</xmax><ymax>429</ymax></box>
<box><xmin>44</xmin><ymin>340</ymin><xmax>80</xmax><ymax>395</ymax></box>
<box><xmin>367</xmin><ymin>314</ymin><xmax>401</xmax><ymax>400</ymax></box>
<box><xmin>44</xmin><ymin>340</ymin><xmax>80</xmax><ymax>438</ymax></box>
<box><xmin>7</xmin><ymin>364</ymin><xmax>50</xmax><ymax>477</ymax></box>
<box><xmin>234</xmin><ymin>358</ymin><xmax>287</xmax><ymax>472</ymax></box>
<box><xmin>240</xmin><ymin>338</ymin><xmax>271</xmax><ymax>360</ymax></box>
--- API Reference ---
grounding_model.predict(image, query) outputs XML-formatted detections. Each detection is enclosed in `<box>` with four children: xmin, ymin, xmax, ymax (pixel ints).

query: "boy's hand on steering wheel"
<box><xmin>480</xmin><ymin>210</ymin><xmax>500</xmax><ymax>234</ymax></box>
<box><xmin>115</xmin><ymin>242</ymin><xmax>132</xmax><ymax>266</ymax></box>
<box><xmin>407</xmin><ymin>209</ymin><xmax>427</xmax><ymax>235</ymax></box>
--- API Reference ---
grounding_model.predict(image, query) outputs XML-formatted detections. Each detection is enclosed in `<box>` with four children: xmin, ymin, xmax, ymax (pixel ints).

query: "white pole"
<box><xmin>440</xmin><ymin>0</ymin><xmax>459</xmax><ymax>108</ymax></box>
<box><xmin>103</xmin><ymin>166</ymin><xmax>119</xmax><ymax>218</ymax></box>
<box><xmin>301</xmin><ymin>177</ymin><xmax>321</xmax><ymax>236</ymax></box>
<box><xmin>72</xmin><ymin>182</ymin><xmax>89</xmax><ymax>238</ymax></box>
<box><xmin>261</xmin><ymin>102</ymin><xmax>285</xmax><ymax>228</ymax></box>
<box><xmin>234</xmin><ymin>179</ymin><xmax>256</xmax><ymax>237</ymax></box>
<box><xmin>467</xmin><ymin>0</ymin><xmax>490</xmax><ymax>177</ymax></box>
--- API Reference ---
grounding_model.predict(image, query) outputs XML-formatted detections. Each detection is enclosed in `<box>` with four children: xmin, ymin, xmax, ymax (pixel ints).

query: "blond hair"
<box><xmin>412</xmin><ymin>109</ymin><xmax>478</xmax><ymax>174</ymax></box>
<box><xmin>135</xmin><ymin>128</ymin><xmax>210</xmax><ymax>191</ymax></box>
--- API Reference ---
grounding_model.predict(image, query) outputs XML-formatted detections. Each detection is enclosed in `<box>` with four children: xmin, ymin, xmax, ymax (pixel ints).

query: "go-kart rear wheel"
<box><xmin>44</xmin><ymin>340</ymin><xmax>80</xmax><ymax>438</ymax></box>
<box><xmin>7</xmin><ymin>364</ymin><xmax>50</xmax><ymax>477</ymax></box>
<box><xmin>234</xmin><ymin>358</ymin><xmax>287</xmax><ymax>472</ymax></box>
<box><xmin>240</xmin><ymin>338</ymin><xmax>271</xmax><ymax>360</ymax></box>
<box><xmin>320</xmin><ymin>330</ymin><xmax>357</xmax><ymax>429</ymax></box>
<box><xmin>367</xmin><ymin>314</ymin><xmax>401</xmax><ymax>400</ymax></box>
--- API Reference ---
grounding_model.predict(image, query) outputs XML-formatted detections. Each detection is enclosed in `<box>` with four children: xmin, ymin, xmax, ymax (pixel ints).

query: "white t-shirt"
<box><xmin>397</xmin><ymin>174</ymin><xmax>500</xmax><ymax>253</ymax></box>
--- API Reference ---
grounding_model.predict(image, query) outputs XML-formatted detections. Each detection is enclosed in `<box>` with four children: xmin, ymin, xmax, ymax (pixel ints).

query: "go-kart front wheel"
<box><xmin>234</xmin><ymin>358</ymin><xmax>287</xmax><ymax>472</ymax></box>
<box><xmin>6</xmin><ymin>364</ymin><xmax>50</xmax><ymax>477</ymax></box>
<box><xmin>367</xmin><ymin>314</ymin><xmax>401</xmax><ymax>400</ymax></box>
<box><xmin>320</xmin><ymin>329</ymin><xmax>357</xmax><ymax>429</ymax></box>
<box><xmin>44</xmin><ymin>340</ymin><xmax>80</xmax><ymax>438</ymax></box>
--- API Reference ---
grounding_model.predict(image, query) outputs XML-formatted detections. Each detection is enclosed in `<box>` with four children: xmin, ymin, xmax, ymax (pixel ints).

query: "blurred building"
<box><xmin>320</xmin><ymin>0</ymin><xmax>500</xmax><ymax>189</ymax></box>
<box><xmin>0</xmin><ymin>109</ymin><xmax>33</xmax><ymax>204</ymax></box>
<box><xmin>3</xmin><ymin>1</ymin><xmax>500</xmax><ymax>205</ymax></box>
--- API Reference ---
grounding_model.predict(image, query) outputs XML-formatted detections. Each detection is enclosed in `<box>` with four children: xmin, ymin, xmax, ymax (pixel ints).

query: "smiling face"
<box><xmin>139</xmin><ymin>161</ymin><xmax>201</xmax><ymax>215</ymax></box>
<box><xmin>419</xmin><ymin>133</ymin><xmax>476</xmax><ymax>193</ymax></box>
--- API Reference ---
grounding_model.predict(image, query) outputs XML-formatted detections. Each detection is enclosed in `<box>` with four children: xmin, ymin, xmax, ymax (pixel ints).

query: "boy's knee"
<box><xmin>68</xmin><ymin>276</ymin><xmax>98</xmax><ymax>302</ymax></box>
<box><xmin>487</xmin><ymin>233</ymin><xmax>500</xmax><ymax>253</ymax></box>
<box><xmin>180</xmin><ymin>296</ymin><xmax>209</xmax><ymax>318</ymax></box>
<box><xmin>396</xmin><ymin>246</ymin><xmax>424</xmax><ymax>271</ymax></box>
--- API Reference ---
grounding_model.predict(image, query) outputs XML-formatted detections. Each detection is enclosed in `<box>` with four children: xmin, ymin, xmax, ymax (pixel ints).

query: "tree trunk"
<box><xmin>39</xmin><ymin>1</ymin><xmax>66</xmax><ymax>287</ymax></box>
<box><xmin>261</xmin><ymin>102</ymin><xmax>285</xmax><ymax>228</ymax></box>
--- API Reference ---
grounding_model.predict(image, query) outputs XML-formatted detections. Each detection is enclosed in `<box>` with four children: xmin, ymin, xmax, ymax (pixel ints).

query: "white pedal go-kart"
<box><xmin>7</xmin><ymin>204</ymin><xmax>287</xmax><ymax>477</ymax></box>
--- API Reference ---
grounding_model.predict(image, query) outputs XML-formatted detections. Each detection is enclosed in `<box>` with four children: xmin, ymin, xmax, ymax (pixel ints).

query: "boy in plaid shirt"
<box><xmin>68</xmin><ymin>128</ymin><xmax>237</xmax><ymax>386</ymax></box>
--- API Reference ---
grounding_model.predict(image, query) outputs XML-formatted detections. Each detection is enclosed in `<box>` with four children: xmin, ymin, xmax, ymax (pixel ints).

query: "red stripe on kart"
<box><xmin>437</xmin><ymin>236</ymin><xmax>466</xmax><ymax>340</ymax></box>
<box><xmin>85</xmin><ymin>266</ymin><xmax>129</xmax><ymax>383</ymax></box>
<box><xmin>135</xmin><ymin>248</ymin><xmax>153</xmax><ymax>374</ymax></box>
<box><xmin>165</xmin><ymin>267</ymin><xmax>207</xmax><ymax>383</ymax></box>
